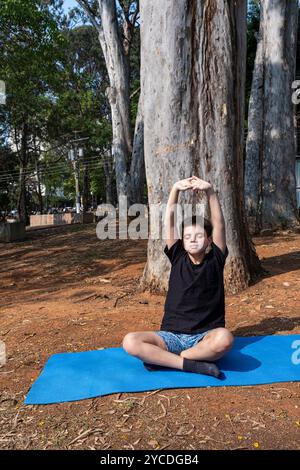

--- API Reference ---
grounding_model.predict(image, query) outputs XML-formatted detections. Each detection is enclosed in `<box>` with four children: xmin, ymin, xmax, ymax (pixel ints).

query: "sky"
<box><xmin>62</xmin><ymin>0</ymin><xmax>78</xmax><ymax>12</ymax></box>
<box><xmin>61</xmin><ymin>0</ymin><xmax>125</xmax><ymax>27</ymax></box>
<box><xmin>62</xmin><ymin>0</ymin><xmax>122</xmax><ymax>16</ymax></box>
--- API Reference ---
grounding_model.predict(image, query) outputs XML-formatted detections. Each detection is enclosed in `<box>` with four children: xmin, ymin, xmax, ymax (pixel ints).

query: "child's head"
<box><xmin>180</xmin><ymin>215</ymin><xmax>213</xmax><ymax>255</ymax></box>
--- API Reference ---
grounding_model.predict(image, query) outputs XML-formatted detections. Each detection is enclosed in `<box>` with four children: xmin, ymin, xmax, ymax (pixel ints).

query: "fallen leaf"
<box><xmin>148</xmin><ymin>438</ymin><xmax>159</xmax><ymax>448</ymax></box>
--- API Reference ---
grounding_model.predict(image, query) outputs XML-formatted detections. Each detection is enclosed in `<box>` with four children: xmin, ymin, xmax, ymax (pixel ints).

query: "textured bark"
<box><xmin>130</xmin><ymin>92</ymin><xmax>145</xmax><ymax>204</ymax></box>
<box><xmin>140</xmin><ymin>0</ymin><xmax>262</xmax><ymax>294</ymax></box>
<box><xmin>245</xmin><ymin>15</ymin><xmax>264</xmax><ymax>234</ymax></box>
<box><xmin>245</xmin><ymin>0</ymin><xmax>300</xmax><ymax>233</ymax></box>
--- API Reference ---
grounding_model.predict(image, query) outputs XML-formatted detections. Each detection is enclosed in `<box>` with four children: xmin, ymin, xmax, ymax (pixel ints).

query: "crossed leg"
<box><xmin>179</xmin><ymin>328</ymin><xmax>234</xmax><ymax>361</ymax></box>
<box><xmin>122</xmin><ymin>328</ymin><xmax>234</xmax><ymax>370</ymax></box>
<box><xmin>122</xmin><ymin>331</ymin><xmax>184</xmax><ymax>370</ymax></box>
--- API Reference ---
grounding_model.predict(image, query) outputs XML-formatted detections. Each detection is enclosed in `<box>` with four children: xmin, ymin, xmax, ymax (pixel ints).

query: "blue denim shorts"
<box><xmin>155</xmin><ymin>330</ymin><xmax>210</xmax><ymax>355</ymax></box>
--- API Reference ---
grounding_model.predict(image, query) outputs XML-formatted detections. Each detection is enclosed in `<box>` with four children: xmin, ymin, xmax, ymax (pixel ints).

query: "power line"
<box><xmin>0</xmin><ymin>154</ymin><xmax>110</xmax><ymax>177</ymax></box>
<box><xmin>0</xmin><ymin>161</ymin><xmax>108</xmax><ymax>183</ymax></box>
<box><xmin>0</xmin><ymin>166</ymin><xmax>108</xmax><ymax>183</ymax></box>
<box><xmin>0</xmin><ymin>163</ymin><xmax>105</xmax><ymax>183</ymax></box>
<box><xmin>0</xmin><ymin>154</ymin><xmax>114</xmax><ymax>178</ymax></box>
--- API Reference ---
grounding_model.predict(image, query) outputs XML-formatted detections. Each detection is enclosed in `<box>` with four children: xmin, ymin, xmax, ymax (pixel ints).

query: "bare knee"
<box><xmin>122</xmin><ymin>333</ymin><xmax>142</xmax><ymax>356</ymax></box>
<box><xmin>208</xmin><ymin>329</ymin><xmax>234</xmax><ymax>354</ymax></box>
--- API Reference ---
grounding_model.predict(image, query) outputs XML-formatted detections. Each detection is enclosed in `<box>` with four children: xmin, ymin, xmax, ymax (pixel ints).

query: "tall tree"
<box><xmin>245</xmin><ymin>0</ymin><xmax>300</xmax><ymax>233</ymax></box>
<box><xmin>76</xmin><ymin>0</ymin><xmax>145</xmax><ymax>203</ymax></box>
<box><xmin>140</xmin><ymin>0</ymin><xmax>262</xmax><ymax>294</ymax></box>
<box><xmin>47</xmin><ymin>23</ymin><xmax>113</xmax><ymax>208</ymax></box>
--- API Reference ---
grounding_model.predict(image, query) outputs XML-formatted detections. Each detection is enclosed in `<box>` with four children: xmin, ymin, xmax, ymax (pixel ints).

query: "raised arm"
<box><xmin>190</xmin><ymin>176</ymin><xmax>226</xmax><ymax>254</ymax></box>
<box><xmin>165</xmin><ymin>177</ymin><xmax>194</xmax><ymax>249</ymax></box>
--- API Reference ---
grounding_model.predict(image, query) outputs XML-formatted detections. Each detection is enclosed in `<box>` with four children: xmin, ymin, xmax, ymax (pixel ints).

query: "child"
<box><xmin>122</xmin><ymin>176</ymin><xmax>233</xmax><ymax>377</ymax></box>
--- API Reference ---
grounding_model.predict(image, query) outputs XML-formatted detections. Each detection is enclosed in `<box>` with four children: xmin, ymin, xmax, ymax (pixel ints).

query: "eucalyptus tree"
<box><xmin>76</xmin><ymin>0</ymin><xmax>144</xmax><ymax>203</ymax></box>
<box><xmin>245</xmin><ymin>0</ymin><xmax>300</xmax><ymax>233</ymax></box>
<box><xmin>140</xmin><ymin>0</ymin><xmax>262</xmax><ymax>294</ymax></box>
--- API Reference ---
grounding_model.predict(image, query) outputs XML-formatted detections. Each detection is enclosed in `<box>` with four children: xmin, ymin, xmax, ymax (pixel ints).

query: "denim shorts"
<box><xmin>155</xmin><ymin>330</ymin><xmax>210</xmax><ymax>355</ymax></box>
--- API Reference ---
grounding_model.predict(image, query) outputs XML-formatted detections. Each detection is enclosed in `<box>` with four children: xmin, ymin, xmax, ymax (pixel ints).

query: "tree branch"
<box><xmin>76</xmin><ymin>0</ymin><xmax>102</xmax><ymax>32</ymax></box>
<box><xmin>118</xmin><ymin>0</ymin><xmax>130</xmax><ymax>21</ymax></box>
<box><xmin>130</xmin><ymin>0</ymin><xmax>139</xmax><ymax>28</ymax></box>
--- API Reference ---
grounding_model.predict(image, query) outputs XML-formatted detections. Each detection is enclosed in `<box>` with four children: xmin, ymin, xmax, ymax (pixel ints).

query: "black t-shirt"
<box><xmin>160</xmin><ymin>239</ymin><xmax>229</xmax><ymax>334</ymax></box>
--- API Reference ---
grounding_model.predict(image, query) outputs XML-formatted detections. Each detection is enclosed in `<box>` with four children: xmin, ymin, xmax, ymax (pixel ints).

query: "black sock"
<box><xmin>143</xmin><ymin>359</ymin><xmax>221</xmax><ymax>378</ymax></box>
<box><xmin>182</xmin><ymin>358</ymin><xmax>221</xmax><ymax>378</ymax></box>
<box><xmin>143</xmin><ymin>362</ymin><xmax>173</xmax><ymax>372</ymax></box>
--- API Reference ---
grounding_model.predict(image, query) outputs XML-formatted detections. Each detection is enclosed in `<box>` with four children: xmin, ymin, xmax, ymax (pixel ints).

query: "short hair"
<box><xmin>180</xmin><ymin>215</ymin><xmax>213</xmax><ymax>238</ymax></box>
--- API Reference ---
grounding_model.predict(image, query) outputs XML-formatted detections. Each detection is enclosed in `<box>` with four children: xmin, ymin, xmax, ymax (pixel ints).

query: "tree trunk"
<box><xmin>82</xmin><ymin>161</ymin><xmax>90</xmax><ymax>212</ymax></box>
<box><xmin>34</xmin><ymin>139</ymin><xmax>43</xmax><ymax>214</ymax></box>
<box><xmin>17</xmin><ymin>122</ymin><xmax>28</xmax><ymax>224</ymax></box>
<box><xmin>77</xmin><ymin>1</ymin><xmax>145</xmax><ymax>202</ymax></box>
<box><xmin>18</xmin><ymin>163</ymin><xmax>27</xmax><ymax>223</ymax></box>
<box><xmin>140</xmin><ymin>0</ymin><xmax>262</xmax><ymax>294</ymax></box>
<box><xmin>103</xmin><ymin>148</ymin><xmax>114</xmax><ymax>204</ymax></box>
<box><xmin>97</xmin><ymin>0</ymin><xmax>132</xmax><ymax>198</ymax></box>
<box><xmin>244</xmin><ymin>12</ymin><xmax>264</xmax><ymax>235</ymax></box>
<box><xmin>245</xmin><ymin>0</ymin><xmax>300</xmax><ymax>233</ymax></box>
<box><xmin>35</xmin><ymin>160</ymin><xmax>43</xmax><ymax>214</ymax></box>
<box><xmin>130</xmin><ymin>92</ymin><xmax>145</xmax><ymax>204</ymax></box>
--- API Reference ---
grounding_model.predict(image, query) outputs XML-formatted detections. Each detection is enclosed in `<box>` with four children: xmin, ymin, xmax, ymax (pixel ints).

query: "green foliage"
<box><xmin>0</xmin><ymin>0</ymin><xmax>66</xmax><ymax>121</ymax></box>
<box><xmin>47</xmin><ymin>25</ymin><xmax>111</xmax><ymax>146</ymax></box>
<box><xmin>0</xmin><ymin>0</ymin><xmax>140</xmax><ymax>214</ymax></box>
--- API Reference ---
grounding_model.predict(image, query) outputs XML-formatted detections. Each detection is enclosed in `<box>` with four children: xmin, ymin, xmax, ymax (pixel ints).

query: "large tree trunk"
<box><xmin>244</xmin><ymin>12</ymin><xmax>264</xmax><ymax>235</ymax></box>
<box><xmin>245</xmin><ymin>0</ymin><xmax>300</xmax><ymax>233</ymax></box>
<box><xmin>140</xmin><ymin>0</ymin><xmax>262</xmax><ymax>294</ymax></box>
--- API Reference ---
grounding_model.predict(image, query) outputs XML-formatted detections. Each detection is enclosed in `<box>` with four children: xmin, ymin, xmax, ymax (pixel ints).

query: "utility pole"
<box><xmin>82</xmin><ymin>155</ymin><xmax>90</xmax><ymax>213</ymax></box>
<box><xmin>68</xmin><ymin>149</ymin><xmax>79</xmax><ymax>214</ymax></box>
<box><xmin>74</xmin><ymin>155</ymin><xmax>81</xmax><ymax>214</ymax></box>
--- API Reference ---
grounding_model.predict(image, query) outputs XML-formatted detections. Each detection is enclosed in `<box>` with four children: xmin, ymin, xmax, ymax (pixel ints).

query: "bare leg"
<box><xmin>122</xmin><ymin>332</ymin><xmax>184</xmax><ymax>370</ymax></box>
<box><xmin>180</xmin><ymin>328</ymin><xmax>234</xmax><ymax>361</ymax></box>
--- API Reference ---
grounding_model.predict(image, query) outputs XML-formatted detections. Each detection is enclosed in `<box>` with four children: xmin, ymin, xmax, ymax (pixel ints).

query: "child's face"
<box><xmin>182</xmin><ymin>223</ymin><xmax>212</xmax><ymax>255</ymax></box>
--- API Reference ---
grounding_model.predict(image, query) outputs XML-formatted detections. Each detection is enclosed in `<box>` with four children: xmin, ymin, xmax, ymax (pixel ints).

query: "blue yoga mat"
<box><xmin>24</xmin><ymin>335</ymin><xmax>300</xmax><ymax>405</ymax></box>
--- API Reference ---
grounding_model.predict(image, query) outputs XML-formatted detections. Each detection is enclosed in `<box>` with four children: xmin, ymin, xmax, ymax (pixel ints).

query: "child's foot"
<box><xmin>143</xmin><ymin>359</ymin><xmax>222</xmax><ymax>379</ymax></box>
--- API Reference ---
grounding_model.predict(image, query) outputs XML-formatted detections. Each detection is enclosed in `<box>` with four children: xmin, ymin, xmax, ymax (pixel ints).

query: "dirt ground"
<box><xmin>0</xmin><ymin>223</ymin><xmax>300</xmax><ymax>450</ymax></box>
